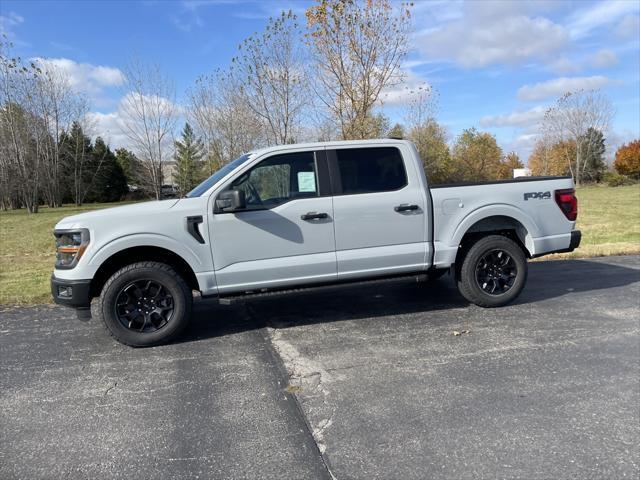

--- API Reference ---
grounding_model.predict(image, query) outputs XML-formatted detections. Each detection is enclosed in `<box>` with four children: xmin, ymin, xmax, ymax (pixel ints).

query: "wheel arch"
<box><xmin>89</xmin><ymin>246</ymin><xmax>200</xmax><ymax>299</ymax></box>
<box><xmin>453</xmin><ymin>213</ymin><xmax>535</xmax><ymax>274</ymax></box>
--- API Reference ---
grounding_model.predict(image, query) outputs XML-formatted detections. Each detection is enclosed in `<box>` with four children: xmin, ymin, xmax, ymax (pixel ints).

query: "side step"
<box><xmin>217</xmin><ymin>273</ymin><xmax>429</xmax><ymax>305</ymax></box>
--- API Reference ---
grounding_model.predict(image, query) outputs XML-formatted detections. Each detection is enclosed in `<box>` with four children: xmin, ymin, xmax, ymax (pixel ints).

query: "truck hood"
<box><xmin>55</xmin><ymin>199</ymin><xmax>180</xmax><ymax>229</ymax></box>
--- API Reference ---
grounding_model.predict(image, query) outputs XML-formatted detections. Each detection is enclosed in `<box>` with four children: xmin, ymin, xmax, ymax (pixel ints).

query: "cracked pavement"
<box><xmin>1</xmin><ymin>256</ymin><xmax>639</xmax><ymax>479</ymax></box>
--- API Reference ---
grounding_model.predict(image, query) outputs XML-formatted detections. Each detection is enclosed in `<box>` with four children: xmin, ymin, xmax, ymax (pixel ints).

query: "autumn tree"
<box><xmin>174</xmin><ymin>122</ymin><xmax>205</xmax><ymax>196</ymax></box>
<box><xmin>496</xmin><ymin>152</ymin><xmax>524</xmax><ymax>179</ymax></box>
<box><xmin>232</xmin><ymin>10</ymin><xmax>307</xmax><ymax>145</ymax></box>
<box><xmin>408</xmin><ymin>119</ymin><xmax>451</xmax><ymax>184</ymax></box>
<box><xmin>305</xmin><ymin>0</ymin><xmax>412</xmax><ymax>140</ymax></box>
<box><xmin>528</xmin><ymin>139</ymin><xmax>575</xmax><ymax>177</ymax></box>
<box><xmin>450</xmin><ymin>128</ymin><xmax>503</xmax><ymax>182</ymax></box>
<box><xmin>542</xmin><ymin>89</ymin><xmax>613</xmax><ymax>186</ymax></box>
<box><xmin>614</xmin><ymin>139</ymin><xmax>640</xmax><ymax>179</ymax></box>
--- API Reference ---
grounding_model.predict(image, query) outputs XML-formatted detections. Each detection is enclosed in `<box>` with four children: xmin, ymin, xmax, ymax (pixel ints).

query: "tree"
<box><xmin>496</xmin><ymin>152</ymin><xmax>524</xmax><ymax>179</ymax></box>
<box><xmin>450</xmin><ymin>128</ymin><xmax>503</xmax><ymax>182</ymax></box>
<box><xmin>0</xmin><ymin>40</ymin><xmax>45</xmax><ymax>213</ymax></box>
<box><xmin>174</xmin><ymin>123</ymin><xmax>205</xmax><ymax>196</ymax></box>
<box><xmin>232</xmin><ymin>10</ymin><xmax>308</xmax><ymax>145</ymax></box>
<box><xmin>78</xmin><ymin>137</ymin><xmax>127</xmax><ymax>203</ymax></box>
<box><xmin>528</xmin><ymin>139</ymin><xmax>574</xmax><ymax>177</ymax></box>
<box><xmin>407</xmin><ymin>119</ymin><xmax>451</xmax><ymax>184</ymax></box>
<box><xmin>187</xmin><ymin>70</ymin><xmax>264</xmax><ymax>174</ymax></box>
<box><xmin>59</xmin><ymin>121</ymin><xmax>93</xmax><ymax>205</ymax></box>
<box><xmin>119</xmin><ymin>60</ymin><xmax>177</xmax><ymax>200</ymax></box>
<box><xmin>387</xmin><ymin>123</ymin><xmax>405</xmax><ymax>139</ymax></box>
<box><xmin>580</xmin><ymin>128</ymin><xmax>606</xmax><ymax>183</ymax></box>
<box><xmin>114</xmin><ymin>147</ymin><xmax>139</xmax><ymax>184</ymax></box>
<box><xmin>614</xmin><ymin>140</ymin><xmax>640</xmax><ymax>179</ymax></box>
<box><xmin>31</xmin><ymin>60</ymin><xmax>87</xmax><ymax>207</ymax></box>
<box><xmin>305</xmin><ymin>0</ymin><xmax>412</xmax><ymax>139</ymax></box>
<box><xmin>542</xmin><ymin>89</ymin><xmax>613</xmax><ymax>186</ymax></box>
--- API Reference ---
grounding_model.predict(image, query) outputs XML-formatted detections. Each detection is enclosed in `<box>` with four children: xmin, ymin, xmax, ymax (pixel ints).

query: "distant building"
<box><xmin>162</xmin><ymin>161</ymin><xmax>177</xmax><ymax>185</ymax></box>
<box><xmin>513</xmin><ymin>168</ymin><xmax>531</xmax><ymax>178</ymax></box>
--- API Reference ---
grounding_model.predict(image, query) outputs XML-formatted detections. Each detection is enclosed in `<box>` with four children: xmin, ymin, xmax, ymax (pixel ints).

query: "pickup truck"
<box><xmin>51</xmin><ymin>139</ymin><xmax>580</xmax><ymax>346</ymax></box>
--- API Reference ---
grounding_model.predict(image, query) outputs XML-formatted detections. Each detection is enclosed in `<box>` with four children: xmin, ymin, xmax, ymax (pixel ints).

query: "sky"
<box><xmin>1</xmin><ymin>0</ymin><xmax>639</xmax><ymax>162</ymax></box>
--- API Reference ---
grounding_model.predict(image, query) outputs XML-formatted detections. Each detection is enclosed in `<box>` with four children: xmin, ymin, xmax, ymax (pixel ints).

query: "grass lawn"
<box><xmin>1</xmin><ymin>184</ymin><xmax>639</xmax><ymax>305</ymax></box>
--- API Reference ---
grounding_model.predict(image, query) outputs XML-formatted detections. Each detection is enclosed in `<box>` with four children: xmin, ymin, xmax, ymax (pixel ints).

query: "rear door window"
<box><xmin>334</xmin><ymin>147</ymin><xmax>407</xmax><ymax>195</ymax></box>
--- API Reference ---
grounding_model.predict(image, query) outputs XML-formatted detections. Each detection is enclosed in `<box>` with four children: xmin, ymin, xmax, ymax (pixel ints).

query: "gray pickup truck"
<box><xmin>51</xmin><ymin>139</ymin><xmax>580</xmax><ymax>346</ymax></box>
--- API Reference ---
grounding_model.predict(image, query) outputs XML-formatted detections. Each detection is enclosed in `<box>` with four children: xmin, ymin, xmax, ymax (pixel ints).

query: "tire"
<box><xmin>457</xmin><ymin>235</ymin><xmax>527</xmax><ymax>307</ymax></box>
<box><xmin>95</xmin><ymin>261</ymin><xmax>192</xmax><ymax>347</ymax></box>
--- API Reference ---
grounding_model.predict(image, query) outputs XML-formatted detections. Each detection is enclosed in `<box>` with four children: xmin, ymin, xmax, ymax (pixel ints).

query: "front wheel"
<box><xmin>457</xmin><ymin>235</ymin><xmax>528</xmax><ymax>307</ymax></box>
<box><xmin>95</xmin><ymin>261</ymin><xmax>192</xmax><ymax>347</ymax></box>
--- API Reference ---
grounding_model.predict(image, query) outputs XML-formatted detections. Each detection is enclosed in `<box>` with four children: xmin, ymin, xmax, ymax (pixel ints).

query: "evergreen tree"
<box><xmin>581</xmin><ymin>128</ymin><xmax>606</xmax><ymax>183</ymax></box>
<box><xmin>114</xmin><ymin>148</ymin><xmax>139</xmax><ymax>185</ymax></box>
<box><xmin>174</xmin><ymin>123</ymin><xmax>205</xmax><ymax>196</ymax></box>
<box><xmin>86</xmin><ymin>138</ymin><xmax>128</xmax><ymax>202</ymax></box>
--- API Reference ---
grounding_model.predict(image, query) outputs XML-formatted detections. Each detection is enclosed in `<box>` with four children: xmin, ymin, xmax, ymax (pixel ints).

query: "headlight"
<box><xmin>54</xmin><ymin>229</ymin><xmax>90</xmax><ymax>269</ymax></box>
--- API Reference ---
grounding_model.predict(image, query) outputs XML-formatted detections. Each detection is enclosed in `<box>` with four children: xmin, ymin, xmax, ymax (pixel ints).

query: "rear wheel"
<box><xmin>457</xmin><ymin>235</ymin><xmax>527</xmax><ymax>307</ymax></box>
<box><xmin>95</xmin><ymin>261</ymin><xmax>192</xmax><ymax>347</ymax></box>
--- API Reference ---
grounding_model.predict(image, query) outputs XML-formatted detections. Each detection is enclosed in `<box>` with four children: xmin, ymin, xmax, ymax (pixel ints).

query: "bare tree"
<box><xmin>232</xmin><ymin>10</ymin><xmax>308</xmax><ymax>145</ymax></box>
<box><xmin>0</xmin><ymin>41</ymin><xmax>41</xmax><ymax>212</ymax></box>
<box><xmin>31</xmin><ymin>63</ymin><xmax>88</xmax><ymax>207</ymax></box>
<box><xmin>119</xmin><ymin>60</ymin><xmax>177</xmax><ymax>199</ymax></box>
<box><xmin>187</xmin><ymin>69</ymin><xmax>263</xmax><ymax>174</ymax></box>
<box><xmin>305</xmin><ymin>0</ymin><xmax>412</xmax><ymax>140</ymax></box>
<box><xmin>542</xmin><ymin>89</ymin><xmax>614</xmax><ymax>186</ymax></box>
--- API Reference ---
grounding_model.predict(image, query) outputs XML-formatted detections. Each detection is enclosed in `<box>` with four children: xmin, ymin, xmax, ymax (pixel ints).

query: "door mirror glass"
<box><xmin>215</xmin><ymin>189</ymin><xmax>246</xmax><ymax>212</ymax></box>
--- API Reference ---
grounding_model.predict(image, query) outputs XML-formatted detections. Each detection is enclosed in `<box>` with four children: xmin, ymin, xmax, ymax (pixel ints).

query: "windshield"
<box><xmin>186</xmin><ymin>153</ymin><xmax>252</xmax><ymax>197</ymax></box>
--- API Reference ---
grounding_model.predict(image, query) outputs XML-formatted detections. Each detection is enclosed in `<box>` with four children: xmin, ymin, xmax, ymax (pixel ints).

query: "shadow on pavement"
<box><xmin>178</xmin><ymin>257</ymin><xmax>639</xmax><ymax>344</ymax></box>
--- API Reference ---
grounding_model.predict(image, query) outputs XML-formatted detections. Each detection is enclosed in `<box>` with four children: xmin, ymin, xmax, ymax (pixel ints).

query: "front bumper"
<box><xmin>51</xmin><ymin>275</ymin><xmax>92</xmax><ymax>309</ymax></box>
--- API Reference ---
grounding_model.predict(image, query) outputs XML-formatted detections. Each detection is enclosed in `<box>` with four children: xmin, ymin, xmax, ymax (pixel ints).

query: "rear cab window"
<box><xmin>333</xmin><ymin>147</ymin><xmax>407</xmax><ymax>195</ymax></box>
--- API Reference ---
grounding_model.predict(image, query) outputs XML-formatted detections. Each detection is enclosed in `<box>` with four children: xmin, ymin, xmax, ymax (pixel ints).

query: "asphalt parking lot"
<box><xmin>1</xmin><ymin>256</ymin><xmax>639</xmax><ymax>479</ymax></box>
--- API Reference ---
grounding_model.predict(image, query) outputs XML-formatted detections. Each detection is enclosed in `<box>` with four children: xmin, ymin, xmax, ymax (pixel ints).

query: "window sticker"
<box><xmin>297</xmin><ymin>171</ymin><xmax>316</xmax><ymax>192</ymax></box>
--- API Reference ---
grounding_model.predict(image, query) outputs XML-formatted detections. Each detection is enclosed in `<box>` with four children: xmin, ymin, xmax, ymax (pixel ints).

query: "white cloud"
<box><xmin>32</xmin><ymin>57</ymin><xmax>125</xmax><ymax>107</ymax></box>
<box><xmin>568</xmin><ymin>0</ymin><xmax>640</xmax><ymax>39</ymax></box>
<box><xmin>0</xmin><ymin>11</ymin><xmax>27</xmax><ymax>45</ymax></box>
<box><xmin>587</xmin><ymin>49</ymin><xmax>618</xmax><ymax>69</ymax></box>
<box><xmin>481</xmin><ymin>106</ymin><xmax>547</xmax><ymax>128</ymax></box>
<box><xmin>379</xmin><ymin>70</ymin><xmax>432</xmax><ymax>107</ymax></box>
<box><xmin>415</xmin><ymin>2</ymin><xmax>568</xmax><ymax>68</ymax></box>
<box><xmin>549</xmin><ymin>57</ymin><xmax>580</xmax><ymax>75</ymax></box>
<box><xmin>517</xmin><ymin>76</ymin><xmax>614</xmax><ymax>101</ymax></box>
<box><xmin>616</xmin><ymin>14</ymin><xmax>640</xmax><ymax>39</ymax></box>
<box><xmin>85</xmin><ymin>111</ymin><xmax>131</xmax><ymax>149</ymax></box>
<box><xmin>85</xmin><ymin>91</ymin><xmax>182</xmax><ymax>151</ymax></box>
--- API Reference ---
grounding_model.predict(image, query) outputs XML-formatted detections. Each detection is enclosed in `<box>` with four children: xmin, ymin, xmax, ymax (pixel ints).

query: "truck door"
<box><xmin>328</xmin><ymin>146</ymin><xmax>430</xmax><ymax>279</ymax></box>
<box><xmin>209</xmin><ymin>149</ymin><xmax>336</xmax><ymax>293</ymax></box>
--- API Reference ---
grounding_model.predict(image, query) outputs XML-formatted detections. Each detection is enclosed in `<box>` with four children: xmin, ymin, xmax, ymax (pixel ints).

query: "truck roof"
<box><xmin>249</xmin><ymin>138</ymin><xmax>413</xmax><ymax>158</ymax></box>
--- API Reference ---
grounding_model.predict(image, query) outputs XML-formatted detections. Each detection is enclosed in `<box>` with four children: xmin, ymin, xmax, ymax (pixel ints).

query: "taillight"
<box><xmin>555</xmin><ymin>188</ymin><xmax>578</xmax><ymax>221</ymax></box>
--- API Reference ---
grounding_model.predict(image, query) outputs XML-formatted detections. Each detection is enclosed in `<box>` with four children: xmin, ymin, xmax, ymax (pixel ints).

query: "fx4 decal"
<box><xmin>524</xmin><ymin>191</ymin><xmax>551</xmax><ymax>201</ymax></box>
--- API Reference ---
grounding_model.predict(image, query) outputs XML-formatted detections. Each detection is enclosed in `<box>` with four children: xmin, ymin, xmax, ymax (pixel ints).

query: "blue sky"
<box><xmin>1</xmin><ymin>0</ymin><xmax>638</xmax><ymax>161</ymax></box>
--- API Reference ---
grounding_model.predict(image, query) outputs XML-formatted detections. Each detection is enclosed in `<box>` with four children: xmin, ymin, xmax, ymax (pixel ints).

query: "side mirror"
<box><xmin>215</xmin><ymin>189</ymin><xmax>246</xmax><ymax>212</ymax></box>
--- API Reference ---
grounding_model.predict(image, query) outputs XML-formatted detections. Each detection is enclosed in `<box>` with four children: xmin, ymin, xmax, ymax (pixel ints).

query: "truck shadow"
<box><xmin>180</xmin><ymin>257</ymin><xmax>639</xmax><ymax>343</ymax></box>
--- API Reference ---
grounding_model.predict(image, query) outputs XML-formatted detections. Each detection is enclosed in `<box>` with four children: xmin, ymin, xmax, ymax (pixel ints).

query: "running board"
<box><xmin>217</xmin><ymin>273</ymin><xmax>429</xmax><ymax>305</ymax></box>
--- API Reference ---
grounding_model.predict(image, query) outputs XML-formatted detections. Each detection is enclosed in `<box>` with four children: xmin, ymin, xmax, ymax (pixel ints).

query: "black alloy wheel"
<box><xmin>474</xmin><ymin>249</ymin><xmax>517</xmax><ymax>295</ymax></box>
<box><xmin>115</xmin><ymin>279</ymin><xmax>174</xmax><ymax>333</ymax></box>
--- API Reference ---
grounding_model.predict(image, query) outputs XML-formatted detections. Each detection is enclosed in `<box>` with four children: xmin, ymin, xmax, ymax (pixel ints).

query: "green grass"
<box><xmin>1</xmin><ymin>184</ymin><xmax>639</xmax><ymax>305</ymax></box>
<box><xmin>0</xmin><ymin>202</ymin><xmax>135</xmax><ymax>305</ymax></box>
<box><xmin>546</xmin><ymin>184</ymin><xmax>640</xmax><ymax>259</ymax></box>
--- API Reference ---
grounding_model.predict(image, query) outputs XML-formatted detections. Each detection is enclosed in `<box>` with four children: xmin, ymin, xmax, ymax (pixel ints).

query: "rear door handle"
<box><xmin>301</xmin><ymin>212</ymin><xmax>329</xmax><ymax>221</ymax></box>
<box><xmin>394</xmin><ymin>204</ymin><xmax>420</xmax><ymax>212</ymax></box>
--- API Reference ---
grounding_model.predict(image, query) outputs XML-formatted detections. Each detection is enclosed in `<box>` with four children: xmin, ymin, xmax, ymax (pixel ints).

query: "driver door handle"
<box><xmin>394</xmin><ymin>204</ymin><xmax>420</xmax><ymax>212</ymax></box>
<box><xmin>301</xmin><ymin>212</ymin><xmax>329</xmax><ymax>221</ymax></box>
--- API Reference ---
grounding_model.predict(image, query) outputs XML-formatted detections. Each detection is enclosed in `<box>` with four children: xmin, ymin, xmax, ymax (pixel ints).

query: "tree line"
<box><xmin>1</xmin><ymin>0</ymin><xmax>638</xmax><ymax>212</ymax></box>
